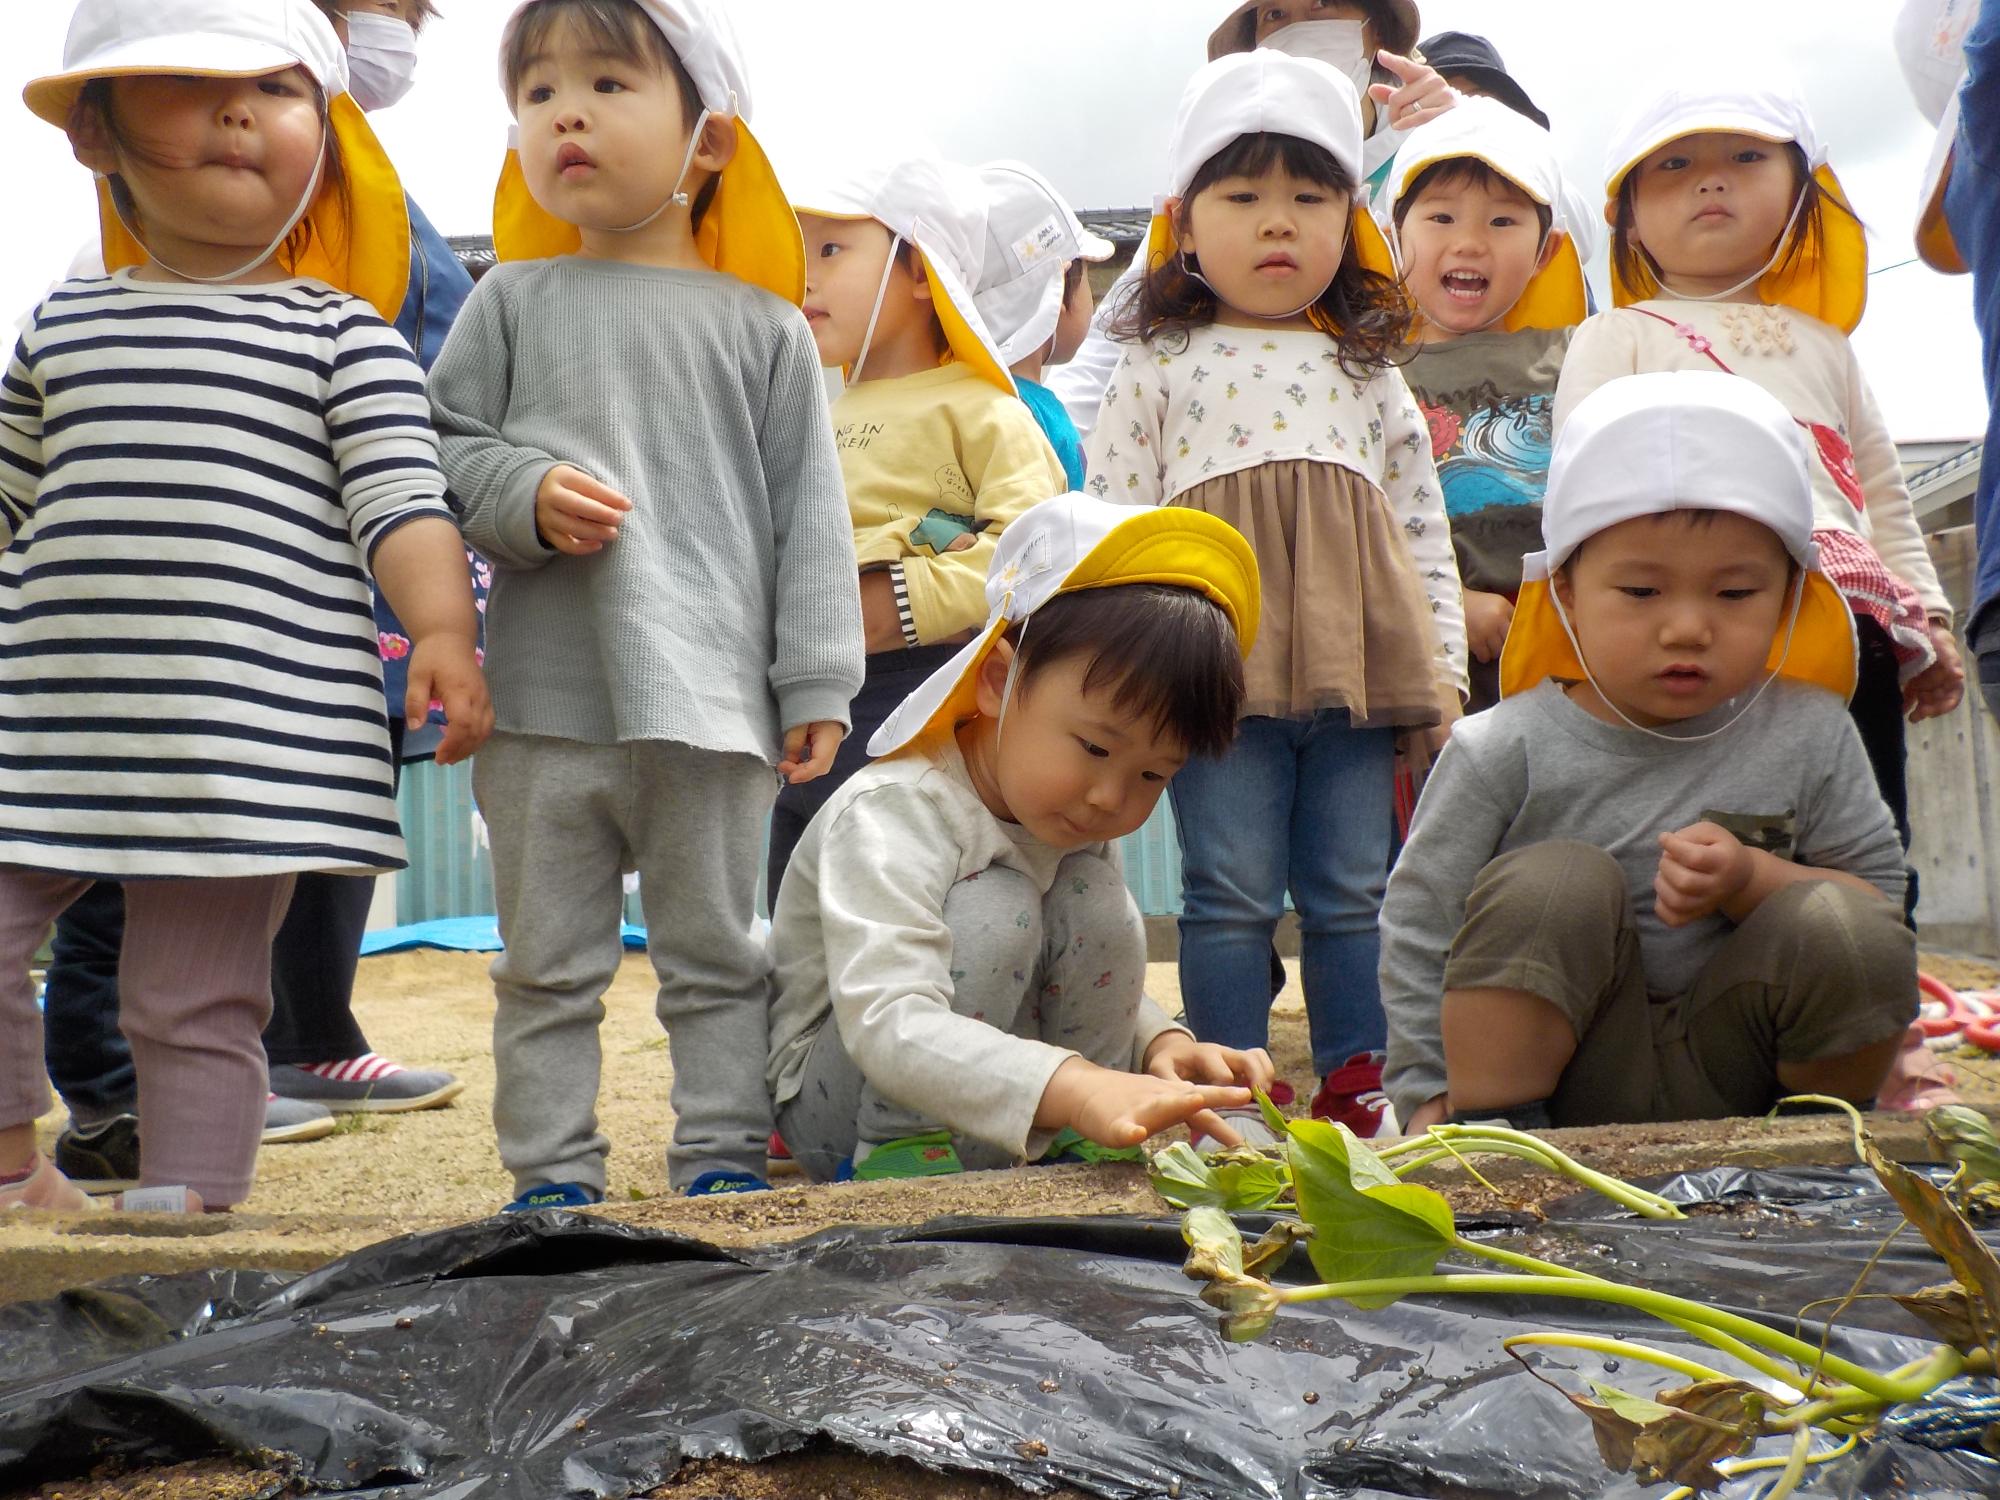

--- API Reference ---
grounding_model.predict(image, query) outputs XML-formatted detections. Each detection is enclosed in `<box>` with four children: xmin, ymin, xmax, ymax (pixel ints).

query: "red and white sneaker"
<box><xmin>268</xmin><ymin>1053</ymin><xmax>464</xmax><ymax>1114</ymax></box>
<box><xmin>1310</xmin><ymin>1052</ymin><xmax>1399</xmax><ymax>1139</ymax></box>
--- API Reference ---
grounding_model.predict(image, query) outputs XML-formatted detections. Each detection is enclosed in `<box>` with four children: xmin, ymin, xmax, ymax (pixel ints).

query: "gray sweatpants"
<box><xmin>777</xmin><ymin>851</ymin><xmax>1147</xmax><ymax>1181</ymax></box>
<box><xmin>474</xmin><ymin>732</ymin><xmax>776</xmax><ymax>1196</ymax></box>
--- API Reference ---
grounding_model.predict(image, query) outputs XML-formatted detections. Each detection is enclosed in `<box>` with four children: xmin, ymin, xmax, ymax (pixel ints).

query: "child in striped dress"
<box><xmin>0</xmin><ymin>0</ymin><xmax>490</xmax><ymax>1212</ymax></box>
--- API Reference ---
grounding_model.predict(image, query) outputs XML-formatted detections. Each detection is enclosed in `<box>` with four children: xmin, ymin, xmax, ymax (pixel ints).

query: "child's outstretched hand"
<box><xmin>1141</xmin><ymin>1031</ymin><xmax>1276</xmax><ymax>1096</ymax></box>
<box><xmin>1038</xmin><ymin>1056</ymin><xmax>1252</xmax><ymax>1152</ymax></box>
<box><xmin>1904</xmin><ymin>621</ymin><xmax>1965</xmax><ymax>722</ymax></box>
<box><xmin>1655</xmin><ymin>821</ymin><xmax>1753</xmax><ymax>928</ymax></box>
<box><xmin>405</xmin><ymin>633</ymin><xmax>492</xmax><ymax>765</ymax></box>
<box><xmin>778</xmin><ymin>720</ymin><xmax>846</xmax><ymax>785</ymax></box>
<box><xmin>536</xmin><ymin>464</ymin><xmax>633</xmax><ymax>555</ymax></box>
<box><xmin>1368</xmin><ymin>51</ymin><xmax>1457</xmax><ymax>134</ymax></box>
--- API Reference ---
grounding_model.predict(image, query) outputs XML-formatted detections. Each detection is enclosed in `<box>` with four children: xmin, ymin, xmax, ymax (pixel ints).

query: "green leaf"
<box><xmin>1180</xmin><ymin>1204</ymin><xmax>1245</xmax><ymax>1282</ymax></box>
<box><xmin>1255</xmin><ymin>1088</ymin><xmax>1288</xmax><ymax>1135</ymax></box>
<box><xmin>1149</xmin><ymin>1142</ymin><xmax>1222</xmax><ymax>1210</ymax></box>
<box><xmin>1287</xmin><ymin>1117</ymin><xmax>1454</xmax><ymax>1307</ymax></box>
<box><xmin>1206</xmin><ymin>1150</ymin><xmax>1291</xmax><ymax>1213</ymax></box>
<box><xmin>1589</xmin><ymin>1382</ymin><xmax>1676</xmax><ymax>1426</ymax></box>
<box><xmin>1928</xmin><ymin>1105</ymin><xmax>2000</xmax><ymax>1186</ymax></box>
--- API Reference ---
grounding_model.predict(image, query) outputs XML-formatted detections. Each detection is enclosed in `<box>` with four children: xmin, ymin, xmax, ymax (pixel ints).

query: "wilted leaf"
<box><xmin>1151</xmin><ymin>1142</ymin><xmax>1222</xmax><ymax>1210</ymax></box>
<box><xmin>1926</xmin><ymin>1106</ymin><xmax>2000</xmax><ymax>1184</ymax></box>
<box><xmin>1561</xmin><ymin>1391</ymin><xmax>1641</xmax><ymax>1475</ymax></box>
<box><xmin>1893</xmin><ymin>1282</ymin><xmax>1986</xmax><ymax>1351</ymax></box>
<box><xmin>1199</xmin><ymin>1276</ymin><xmax>1282</xmax><ymax>1342</ymax></box>
<box><xmin>1966</xmin><ymin>1181</ymin><xmax>2000</xmax><ymax>1219</ymax></box>
<box><xmin>1240</xmin><ymin>1219</ymin><xmax>1314</xmax><ymax>1279</ymax></box>
<box><xmin>1628</xmin><ymin>1380</ymin><xmax>1762</xmax><ymax>1490</ymax></box>
<box><xmin>1865</xmin><ymin>1134</ymin><xmax>2000</xmax><ymax>1353</ymax></box>
<box><xmin>1288</xmin><ymin>1119</ymin><xmax>1454</xmax><ymax>1306</ymax></box>
<box><xmin>1180</xmin><ymin>1204</ymin><xmax>1245</xmax><ymax>1283</ymax></box>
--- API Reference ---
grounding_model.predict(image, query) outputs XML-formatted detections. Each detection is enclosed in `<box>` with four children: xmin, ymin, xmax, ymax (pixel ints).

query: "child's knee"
<box><xmin>1046</xmin><ymin>852</ymin><xmax>1145</xmax><ymax>967</ymax></box>
<box><xmin>1761</xmin><ymin>881</ymin><xmax>1917</xmax><ymax>1051</ymax></box>
<box><xmin>1447</xmin><ymin>841</ymin><xmax>1626</xmax><ymax>997</ymax></box>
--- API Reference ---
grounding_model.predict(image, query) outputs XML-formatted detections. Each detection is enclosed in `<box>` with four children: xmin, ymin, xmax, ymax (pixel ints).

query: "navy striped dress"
<box><xmin>0</xmin><ymin>271</ymin><xmax>454</xmax><ymax>878</ymax></box>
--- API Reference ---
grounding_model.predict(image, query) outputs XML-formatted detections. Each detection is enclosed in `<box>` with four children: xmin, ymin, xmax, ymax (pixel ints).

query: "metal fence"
<box><xmin>394</xmin><ymin>760</ymin><xmax>1192</xmax><ymax>924</ymax></box>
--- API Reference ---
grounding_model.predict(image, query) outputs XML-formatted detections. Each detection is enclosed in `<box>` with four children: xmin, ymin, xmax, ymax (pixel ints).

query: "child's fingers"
<box><xmin>559</xmin><ymin>470</ymin><xmax>634</xmax><ymax>511</ymax></box>
<box><xmin>1194</xmin><ymin>1109</ymin><xmax>1243</xmax><ymax>1149</ymax></box>
<box><xmin>548</xmin><ymin>490</ymin><xmax>629</xmax><ymax>533</ymax></box>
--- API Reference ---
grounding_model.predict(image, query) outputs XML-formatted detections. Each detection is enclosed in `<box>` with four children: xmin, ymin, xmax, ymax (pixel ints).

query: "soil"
<box><xmin>11</xmin><ymin>948</ymin><xmax>2000</xmax><ymax>1499</ymax></box>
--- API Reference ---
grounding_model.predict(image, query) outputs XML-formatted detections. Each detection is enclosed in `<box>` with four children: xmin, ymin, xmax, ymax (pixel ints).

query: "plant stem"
<box><xmin>1500</xmin><ymin>1331</ymin><xmax>1733</xmax><ymax>1386</ymax></box>
<box><xmin>1767</xmin><ymin>1345</ymin><xmax>1966</xmax><ymax>1431</ymax></box>
<box><xmin>1277</xmin><ymin>1274</ymin><xmax>1927</xmax><ymax>1400</ymax></box>
<box><xmin>1386</xmin><ymin>1127</ymin><xmax>1683</xmax><ymax>1219</ymax></box>
<box><xmin>1660</xmin><ymin>1433</ymin><xmax>1859</xmax><ymax>1500</ymax></box>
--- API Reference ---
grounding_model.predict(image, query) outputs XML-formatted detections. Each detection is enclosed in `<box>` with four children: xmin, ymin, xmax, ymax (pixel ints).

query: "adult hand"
<box><xmin>1142</xmin><ymin>1031</ymin><xmax>1277</xmax><ymax>1095</ymax></box>
<box><xmin>1654</xmin><ymin>821</ymin><xmax>1753</xmax><ymax>927</ymax></box>
<box><xmin>535</xmin><ymin>464</ymin><xmax>632</xmax><ymax>555</ymax></box>
<box><xmin>1463</xmin><ymin>589</ymin><xmax>1515</xmax><ymax>665</ymax></box>
<box><xmin>1905</xmin><ymin>621</ymin><xmax>1966</xmax><ymax>721</ymax></box>
<box><xmin>778</xmin><ymin>720</ymin><xmax>846</xmax><ymax>785</ymax></box>
<box><xmin>1368</xmin><ymin>51</ymin><xmax>1458</xmax><ymax>133</ymax></box>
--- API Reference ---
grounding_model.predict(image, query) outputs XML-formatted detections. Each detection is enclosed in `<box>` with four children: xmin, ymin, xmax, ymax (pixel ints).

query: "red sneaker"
<box><xmin>1265</xmin><ymin>1079</ymin><xmax>1296</xmax><ymax>1108</ymax></box>
<box><xmin>766</xmin><ymin>1130</ymin><xmax>800</xmax><ymax>1178</ymax></box>
<box><xmin>1310</xmin><ymin>1052</ymin><xmax>1398</xmax><ymax>1139</ymax></box>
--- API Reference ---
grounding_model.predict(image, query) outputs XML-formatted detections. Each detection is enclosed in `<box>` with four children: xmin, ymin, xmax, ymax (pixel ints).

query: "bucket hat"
<box><xmin>973</xmin><ymin>160</ymin><xmax>1115</xmax><ymax>367</ymax></box>
<box><xmin>492</xmin><ymin>0</ymin><xmax>804</xmax><ymax>303</ymax></box>
<box><xmin>25</xmin><ymin>0</ymin><xmax>411</xmax><ymax>322</ymax></box>
<box><xmin>869</xmin><ymin>493</ymin><xmax>1261</xmax><ymax>757</ymax></box>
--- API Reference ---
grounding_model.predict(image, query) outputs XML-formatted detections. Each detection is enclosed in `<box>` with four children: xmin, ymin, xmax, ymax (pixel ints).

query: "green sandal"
<box><xmin>1040</xmin><ymin>1128</ymin><xmax>1144</xmax><ymax>1166</ymax></box>
<box><xmin>850</xmin><ymin>1129</ymin><xmax>965</xmax><ymax>1181</ymax></box>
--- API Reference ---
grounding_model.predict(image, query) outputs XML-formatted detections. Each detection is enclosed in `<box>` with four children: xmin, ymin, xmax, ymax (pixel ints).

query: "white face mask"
<box><xmin>1264</xmin><ymin>20</ymin><xmax>1374</xmax><ymax>107</ymax></box>
<box><xmin>345</xmin><ymin>11</ymin><xmax>419</xmax><ymax>112</ymax></box>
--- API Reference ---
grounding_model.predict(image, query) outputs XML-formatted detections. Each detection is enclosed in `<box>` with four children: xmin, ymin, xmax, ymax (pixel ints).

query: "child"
<box><xmin>1</xmin><ymin>0</ymin><xmax>489</xmax><ymax>1212</ymax></box>
<box><xmin>767</xmin><ymin>493</ymin><xmax>1275</xmax><ymax>1181</ymax></box>
<box><xmin>431</xmin><ymin>0</ymin><xmax>863</xmax><ymax>1209</ymax></box>
<box><xmin>769</xmin><ymin>155</ymin><xmax>1067</xmax><ymax>898</ymax></box>
<box><xmin>1084</xmin><ymin>49</ymin><xmax>1467</xmax><ymax>1134</ymax></box>
<box><xmin>972</xmin><ymin>160</ymin><xmax>1116</xmax><ymax>490</ymax></box>
<box><xmin>1554</xmin><ymin>73</ymin><xmax>1966</xmax><ymax>920</ymax></box>
<box><xmin>1388</xmin><ymin>97</ymin><xmax>1589</xmax><ymax>711</ymax></box>
<box><xmin>1382</xmin><ymin>371</ymin><xmax>1917</xmax><ymax>1131</ymax></box>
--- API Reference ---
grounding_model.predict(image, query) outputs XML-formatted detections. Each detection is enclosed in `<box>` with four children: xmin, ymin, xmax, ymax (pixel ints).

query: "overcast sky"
<box><xmin>0</xmin><ymin>1</ymin><xmax>1983</xmax><ymax>439</ymax></box>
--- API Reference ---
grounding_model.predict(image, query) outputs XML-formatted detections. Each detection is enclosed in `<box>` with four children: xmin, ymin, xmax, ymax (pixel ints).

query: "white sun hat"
<box><xmin>868</xmin><ymin>493</ymin><xmax>1261</xmax><ymax>759</ymax></box>
<box><xmin>973</xmin><ymin>161</ymin><xmax>1115</xmax><ymax>367</ymax></box>
<box><xmin>23</xmin><ymin>0</ymin><xmax>413</xmax><ymax>323</ymax></box>
<box><xmin>1147</xmin><ymin>48</ymin><xmax>1395</xmax><ymax>283</ymax></box>
<box><xmin>1384</xmin><ymin>94</ymin><xmax>1589</xmax><ymax>332</ymax></box>
<box><xmin>1895</xmin><ymin>0</ymin><xmax>1976</xmax><ymax>274</ymax></box>
<box><xmin>794</xmin><ymin>149</ymin><xmax>1018</xmax><ymax>393</ymax></box>
<box><xmin>1600</xmin><ymin>69</ymin><xmax>1867</xmax><ymax>333</ymax></box>
<box><xmin>492</xmin><ymin>0</ymin><xmax>804</xmax><ymax>303</ymax></box>
<box><xmin>1500</xmin><ymin>370</ymin><xmax>1857</xmax><ymax>703</ymax></box>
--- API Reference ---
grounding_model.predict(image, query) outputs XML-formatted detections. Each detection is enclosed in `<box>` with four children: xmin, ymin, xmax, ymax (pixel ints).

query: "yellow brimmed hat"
<box><xmin>1147</xmin><ymin>50</ymin><xmax>1396</xmax><ymax>291</ymax></box>
<box><xmin>869</xmin><ymin>493</ymin><xmax>1262</xmax><ymax>759</ymax></box>
<box><xmin>1500</xmin><ymin>371</ymin><xmax>1857</xmax><ymax>704</ymax></box>
<box><xmin>1896</xmin><ymin>0</ymin><xmax>1973</xmax><ymax>274</ymax></box>
<box><xmin>1602</xmin><ymin>74</ymin><xmax>1867</xmax><ymax>334</ymax></box>
<box><xmin>492</xmin><ymin>0</ymin><xmax>803</xmax><ymax>304</ymax></box>
<box><xmin>24</xmin><ymin>0</ymin><xmax>410</xmax><ymax>323</ymax></box>
<box><xmin>794</xmin><ymin>153</ymin><xmax>1019</xmax><ymax>394</ymax></box>
<box><xmin>1385</xmin><ymin>95</ymin><xmax>1589</xmax><ymax>333</ymax></box>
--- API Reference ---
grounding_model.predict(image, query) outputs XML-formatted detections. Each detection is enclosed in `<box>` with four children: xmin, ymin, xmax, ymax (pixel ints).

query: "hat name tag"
<box><xmin>1010</xmin><ymin>216</ymin><xmax>1068</xmax><ymax>273</ymax></box>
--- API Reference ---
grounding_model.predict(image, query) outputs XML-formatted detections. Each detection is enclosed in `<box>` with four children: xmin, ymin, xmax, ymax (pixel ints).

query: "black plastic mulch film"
<box><xmin>4</xmin><ymin>1167</ymin><xmax>1999</xmax><ymax>1499</ymax></box>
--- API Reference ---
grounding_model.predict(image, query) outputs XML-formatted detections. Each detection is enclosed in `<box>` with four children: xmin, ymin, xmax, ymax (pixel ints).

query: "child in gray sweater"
<box><xmin>1382</xmin><ymin>372</ymin><xmax>1915</xmax><ymax>1132</ymax></box>
<box><xmin>430</xmin><ymin>0</ymin><xmax>862</xmax><ymax>1208</ymax></box>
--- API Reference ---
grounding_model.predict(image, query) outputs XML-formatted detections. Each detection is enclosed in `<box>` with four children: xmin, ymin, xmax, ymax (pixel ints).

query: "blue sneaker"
<box><xmin>503</xmin><ymin>1181</ymin><xmax>600</xmax><ymax>1213</ymax></box>
<box><xmin>685</xmin><ymin>1169</ymin><xmax>770</xmax><ymax>1197</ymax></box>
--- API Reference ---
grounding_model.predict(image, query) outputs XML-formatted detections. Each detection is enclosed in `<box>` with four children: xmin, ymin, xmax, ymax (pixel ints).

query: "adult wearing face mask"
<box><xmin>1048</xmin><ymin>0</ymin><xmax>1456</xmax><ymax>438</ymax></box>
<box><xmin>43</xmin><ymin>0</ymin><xmax>482</xmax><ymax>1193</ymax></box>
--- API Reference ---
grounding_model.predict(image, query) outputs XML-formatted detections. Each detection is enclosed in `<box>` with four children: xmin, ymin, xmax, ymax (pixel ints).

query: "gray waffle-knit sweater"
<box><xmin>429</xmin><ymin>258</ymin><xmax>863</xmax><ymax>761</ymax></box>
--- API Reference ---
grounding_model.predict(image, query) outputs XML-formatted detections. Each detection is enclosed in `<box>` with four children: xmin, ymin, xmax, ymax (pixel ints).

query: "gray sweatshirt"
<box><xmin>1381</xmin><ymin>679</ymin><xmax>1906</xmax><ymax>1119</ymax></box>
<box><xmin>429</xmin><ymin>258</ymin><xmax>863</xmax><ymax>762</ymax></box>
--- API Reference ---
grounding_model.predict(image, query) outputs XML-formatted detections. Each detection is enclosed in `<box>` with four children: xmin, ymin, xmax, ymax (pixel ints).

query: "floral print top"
<box><xmin>1082</xmin><ymin>326</ymin><xmax>1467</xmax><ymax>701</ymax></box>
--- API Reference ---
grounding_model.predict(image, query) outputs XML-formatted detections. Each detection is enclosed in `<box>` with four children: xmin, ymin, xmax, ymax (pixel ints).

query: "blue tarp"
<box><xmin>360</xmin><ymin>916</ymin><xmax>648</xmax><ymax>956</ymax></box>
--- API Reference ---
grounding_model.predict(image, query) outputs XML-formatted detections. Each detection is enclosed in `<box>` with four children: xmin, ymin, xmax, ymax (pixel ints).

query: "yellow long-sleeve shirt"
<box><xmin>832</xmin><ymin>363</ymin><xmax>1066</xmax><ymax>644</ymax></box>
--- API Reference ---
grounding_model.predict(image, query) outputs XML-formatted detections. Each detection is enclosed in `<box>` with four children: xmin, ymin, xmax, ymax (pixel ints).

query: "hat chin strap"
<box><xmin>608</xmin><ymin>106</ymin><xmax>714</xmax><ymax>234</ymax></box>
<box><xmin>844</xmin><ymin>232</ymin><xmax>904</xmax><ymax>387</ymax></box>
<box><xmin>1550</xmin><ymin>569</ymin><xmax>1807</xmax><ymax>743</ymax></box>
<box><xmin>106</xmin><ymin>107</ymin><xmax>327</xmax><ymax>287</ymax></box>
<box><xmin>1648</xmin><ymin>183</ymin><xmax>1808</xmax><ymax>304</ymax></box>
<box><xmin>994</xmin><ymin>603</ymin><xmax>1030</xmax><ymax>746</ymax></box>
<box><xmin>1178</xmin><ymin>249</ymin><xmax>1328</xmax><ymax>323</ymax></box>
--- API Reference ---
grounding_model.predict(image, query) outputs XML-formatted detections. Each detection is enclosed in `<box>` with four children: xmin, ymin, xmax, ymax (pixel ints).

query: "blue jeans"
<box><xmin>1170</xmin><ymin>710</ymin><xmax>1394</xmax><ymax>1076</ymax></box>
